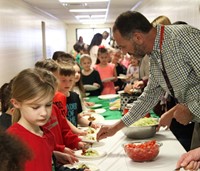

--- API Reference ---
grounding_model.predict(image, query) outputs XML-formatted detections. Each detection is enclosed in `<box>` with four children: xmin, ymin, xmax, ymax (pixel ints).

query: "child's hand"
<box><xmin>91</xmin><ymin>122</ymin><xmax>100</xmax><ymax>129</ymax></box>
<box><xmin>54</xmin><ymin>151</ymin><xmax>78</xmax><ymax>165</ymax></box>
<box><xmin>77</xmin><ymin>131</ymin><xmax>87</xmax><ymax>136</ymax></box>
<box><xmin>78</xmin><ymin>142</ymin><xmax>91</xmax><ymax>150</ymax></box>
<box><xmin>63</xmin><ymin>147</ymin><xmax>75</xmax><ymax>156</ymax></box>
<box><xmin>93</xmin><ymin>83</ymin><xmax>100</xmax><ymax>87</ymax></box>
<box><xmin>84</xmin><ymin>101</ymin><xmax>95</xmax><ymax>107</ymax></box>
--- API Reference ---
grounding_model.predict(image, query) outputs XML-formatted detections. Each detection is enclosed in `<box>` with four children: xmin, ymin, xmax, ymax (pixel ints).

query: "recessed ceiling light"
<box><xmin>69</xmin><ymin>9</ymin><xmax>107</xmax><ymax>12</ymax></box>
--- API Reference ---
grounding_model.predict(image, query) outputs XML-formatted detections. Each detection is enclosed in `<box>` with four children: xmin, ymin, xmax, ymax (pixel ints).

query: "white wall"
<box><xmin>0</xmin><ymin>0</ymin><xmax>67</xmax><ymax>86</ymax></box>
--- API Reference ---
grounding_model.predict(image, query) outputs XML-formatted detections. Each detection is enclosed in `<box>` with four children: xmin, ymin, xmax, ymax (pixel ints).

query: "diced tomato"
<box><xmin>124</xmin><ymin>140</ymin><xmax>159</xmax><ymax>162</ymax></box>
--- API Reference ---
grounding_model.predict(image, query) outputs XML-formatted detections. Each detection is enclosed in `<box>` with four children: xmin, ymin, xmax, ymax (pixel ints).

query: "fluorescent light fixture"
<box><xmin>81</xmin><ymin>21</ymin><xmax>105</xmax><ymax>25</ymax></box>
<box><xmin>75</xmin><ymin>15</ymin><xmax>90</xmax><ymax>19</ymax></box>
<box><xmin>69</xmin><ymin>9</ymin><xmax>107</xmax><ymax>12</ymax></box>
<box><xmin>79</xmin><ymin>19</ymin><xmax>105</xmax><ymax>23</ymax></box>
<box><xmin>59</xmin><ymin>0</ymin><xmax>109</xmax><ymax>2</ymax></box>
<box><xmin>91</xmin><ymin>15</ymin><xmax>105</xmax><ymax>18</ymax></box>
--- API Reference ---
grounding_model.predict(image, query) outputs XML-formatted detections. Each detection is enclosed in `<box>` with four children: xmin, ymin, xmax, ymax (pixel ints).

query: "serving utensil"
<box><xmin>174</xmin><ymin>166</ymin><xmax>183</xmax><ymax>171</ymax></box>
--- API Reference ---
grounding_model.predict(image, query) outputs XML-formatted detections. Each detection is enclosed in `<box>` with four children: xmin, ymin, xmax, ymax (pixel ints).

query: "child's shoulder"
<box><xmin>69</xmin><ymin>91</ymin><xmax>79</xmax><ymax>97</ymax></box>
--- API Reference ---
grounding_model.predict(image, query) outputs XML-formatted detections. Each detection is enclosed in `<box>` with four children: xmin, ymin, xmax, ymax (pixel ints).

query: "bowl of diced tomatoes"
<box><xmin>123</xmin><ymin>140</ymin><xmax>162</xmax><ymax>162</ymax></box>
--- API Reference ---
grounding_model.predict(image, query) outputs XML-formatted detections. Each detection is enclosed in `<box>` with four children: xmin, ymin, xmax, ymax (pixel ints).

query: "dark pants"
<box><xmin>154</xmin><ymin>96</ymin><xmax>194</xmax><ymax>152</ymax></box>
<box><xmin>170</xmin><ymin>119</ymin><xmax>194</xmax><ymax>151</ymax></box>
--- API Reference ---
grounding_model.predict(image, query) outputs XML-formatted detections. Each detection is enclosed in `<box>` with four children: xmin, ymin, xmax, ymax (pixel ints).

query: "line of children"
<box><xmin>4</xmin><ymin>69</ymin><xmax>90</xmax><ymax>171</ymax></box>
<box><xmin>35</xmin><ymin>59</ymin><xmax>90</xmax><ymax>149</ymax></box>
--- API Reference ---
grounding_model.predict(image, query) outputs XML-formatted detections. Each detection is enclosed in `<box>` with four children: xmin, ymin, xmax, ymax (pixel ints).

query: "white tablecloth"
<box><xmin>78</xmin><ymin>120</ymin><xmax>186</xmax><ymax>171</ymax></box>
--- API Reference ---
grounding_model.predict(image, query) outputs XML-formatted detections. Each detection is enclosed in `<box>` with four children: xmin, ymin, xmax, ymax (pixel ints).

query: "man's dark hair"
<box><xmin>173</xmin><ymin>21</ymin><xmax>188</xmax><ymax>25</ymax></box>
<box><xmin>113</xmin><ymin>11</ymin><xmax>153</xmax><ymax>39</ymax></box>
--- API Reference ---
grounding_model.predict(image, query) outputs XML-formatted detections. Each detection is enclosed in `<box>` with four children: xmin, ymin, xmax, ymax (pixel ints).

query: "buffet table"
<box><xmin>86</xmin><ymin>95</ymin><xmax>158</xmax><ymax>120</ymax></box>
<box><xmin>87</xmin><ymin>96</ymin><xmax>122</xmax><ymax>120</ymax></box>
<box><xmin>78</xmin><ymin>120</ymin><xmax>186</xmax><ymax>171</ymax></box>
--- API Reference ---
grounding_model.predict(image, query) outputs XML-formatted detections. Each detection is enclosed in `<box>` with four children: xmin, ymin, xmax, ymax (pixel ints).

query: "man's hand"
<box><xmin>96</xmin><ymin>120</ymin><xmax>125</xmax><ymax>141</ymax></box>
<box><xmin>96</xmin><ymin>125</ymin><xmax>116</xmax><ymax>141</ymax></box>
<box><xmin>176</xmin><ymin>147</ymin><xmax>200</xmax><ymax>170</ymax></box>
<box><xmin>159</xmin><ymin>105</ymin><xmax>176</xmax><ymax>128</ymax></box>
<box><xmin>173</xmin><ymin>104</ymin><xmax>193</xmax><ymax>125</ymax></box>
<box><xmin>159</xmin><ymin>103</ymin><xmax>193</xmax><ymax>129</ymax></box>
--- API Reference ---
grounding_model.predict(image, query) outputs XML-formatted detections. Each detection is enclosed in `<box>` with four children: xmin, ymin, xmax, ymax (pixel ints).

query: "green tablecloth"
<box><xmin>86</xmin><ymin>96</ymin><xmax>159</xmax><ymax>120</ymax></box>
<box><xmin>87</xmin><ymin>96</ymin><xmax>122</xmax><ymax>120</ymax></box>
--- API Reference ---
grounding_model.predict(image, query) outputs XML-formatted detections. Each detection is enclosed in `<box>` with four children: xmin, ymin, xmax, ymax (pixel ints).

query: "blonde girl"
<box><xmin>7</xmin><ymin>68</ymin><xmax>57</xmax><ymax>171</ymax></box>
<box><xmin>80</xmin><ymin>54</ymin><xmax>103</xmax><ymax>96</ymax></box>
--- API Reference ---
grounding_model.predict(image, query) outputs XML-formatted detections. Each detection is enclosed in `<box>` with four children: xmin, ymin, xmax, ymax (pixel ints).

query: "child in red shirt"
<box><xmin>7</xmin><ymin>68</ymin><xmax>57</xmax><ymax>171</ymax></box>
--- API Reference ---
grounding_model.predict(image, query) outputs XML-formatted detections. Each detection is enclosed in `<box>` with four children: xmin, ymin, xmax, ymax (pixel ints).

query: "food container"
<box><xmin>123</xmin><ymin>103</ymin><xmax>132</xmax><ymax>115</ymax></box>
<box><xmin>120</xmin><ymin>92</ymin><xmax>141</xmax><ymax>111</ymax></box>
<box><xmin>123</xmin><ymin>140</ymin><xmax>162</xmax><ymax>162</ymax></box>
<box><xmin>122</xmin><ymin>118</ymin><xmax>158</xmax><ymax>139</ymax></box>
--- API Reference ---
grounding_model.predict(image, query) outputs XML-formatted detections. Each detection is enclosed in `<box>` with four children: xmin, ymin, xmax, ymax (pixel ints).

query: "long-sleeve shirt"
<box><xmin>43</xmin><ymin>104</ymin><xmax>81</xmax><ymax>150</ymax></box>
<box><xmin>122</xmin><ymin>24</ymin><xmax>200</xmax><ymax>126</ymax></box>
<box><xmin>7</xmin><ymin>123</ymin><xmax>55</xmax><ymax>171</ymax></box>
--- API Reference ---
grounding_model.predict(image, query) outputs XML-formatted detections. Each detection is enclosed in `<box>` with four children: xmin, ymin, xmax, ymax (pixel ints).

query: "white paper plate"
<box><xmin>109</xmin><ymin>106</ymin><xmax>120</xmax><ymax>110</ymax></box>
<box><xmin>85</xmin><ymin>93</ymin><xmax>90</xmax><ymax>96</ymax></box>
<box><xmin>117</xmin><ymin>75</ymin><xmax>128</xmax><ymax>79</ymax></box>
<box><xmin>94</xmin><ymin>108</ymin><xmax>106</xmax><ymax>114</ymax></box>
<box><xmin>102</xmin><ymin>77</ymin><xmax>115</xmax><ymax>82</ymax></box>
<box><xmin>84</xmin><ymin>84</ymin><xmax>99</xmax><ymax>91</ymax></box>
<box><xmin>83</xmin><ymin>113</ymin><xmax>105</xmax><ymax>123</ymax></box>
<box><xmin>75</xmin><ymin>149</ymin><xmax>107</xmax><ymax>159</ymax></box>
<box><xmin>64</xmin><ymin>162</ymin><xmax>99</xmax><ymax>171</ymax></box>
<box><xmin>89</xmin><ymin>104</ymin><xmax>102</xmax><ymax>109</ymax></box>
<box><xmin>98</xmin><ymin>94</ymin><xmax>119</xmax><ymax>100</ymax></box>
<box><xmin>117</xmin><ymin>90</ymin><xmax>124</xmax><ymax>94</ymax></box>
<box><xmin>80</xmin><ymin>135</ymin><xmax>97</xmax><ymax>143</ymax></box>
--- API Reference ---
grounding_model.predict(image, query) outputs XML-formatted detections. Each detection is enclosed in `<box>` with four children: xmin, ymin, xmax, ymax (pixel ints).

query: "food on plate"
<box><xmin>86</xmin><ymin>127</ymin><xmax>96</xmax><ymax>134</ymax></box>
<box><xmin>64</xmin><ymin>162</ymin><xmax>99</xmax><ymax>171</ymax></box>
<box><xmin>109</xmin><ymin>98</ymin><xmax>120</xmax><ymax>110</ymax></box>
<box><xmin>124</xmin><ymin>140</ymin><xmax>160</xmax><ymax>162</ymax></box>
<box><xmin>81</xmin><ymin>148</ymin><xmax>99</xmax><ymax>157</ymax></box>
<box><xmin>88</xmin><ymin>116</ymin><xmax>96</xmax><ymax>122</ymax></box>
<box><xmin>77</xmin><ymin>163</ymin><xmax>90</xmax><ymax>169</ymax></box>
<box><xmin>88</xmin><ymin>109</ymin><xmax>95</xmax><ymax>113</ymax></box>
<box><xmin>131</xmin><ymin>117</ymin><xmax>158</xmax><ymax>127</ymax></box>
<box><xmin>109</xmin><ymin>106</ymin><xmax>119</xmax><ymax>110</ymax></box>
<box><xmin>83</xmin><ymin>134</ymin><xmax>96</xmax><ymax>141</ymax></box>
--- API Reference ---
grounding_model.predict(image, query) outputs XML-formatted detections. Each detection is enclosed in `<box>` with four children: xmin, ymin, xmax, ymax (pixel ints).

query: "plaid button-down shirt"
<box><xmin>122</xmin><ymin>24</ymin><xmax>200</xmax><ymax>126</ymax></box>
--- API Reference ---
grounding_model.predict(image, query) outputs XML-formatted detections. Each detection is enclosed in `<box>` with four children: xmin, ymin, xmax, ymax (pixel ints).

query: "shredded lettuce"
<box><xmin>131</xmin><ymin>118</ymin><xmax>158</xmax><ymax>127</ymax></box>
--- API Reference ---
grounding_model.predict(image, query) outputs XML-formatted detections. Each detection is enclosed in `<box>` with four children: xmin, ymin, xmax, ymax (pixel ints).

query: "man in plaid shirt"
<box><xmin>97</xmin><ymin>11</ymin><xmax>200</xmax><ymax>147</ymax></box>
